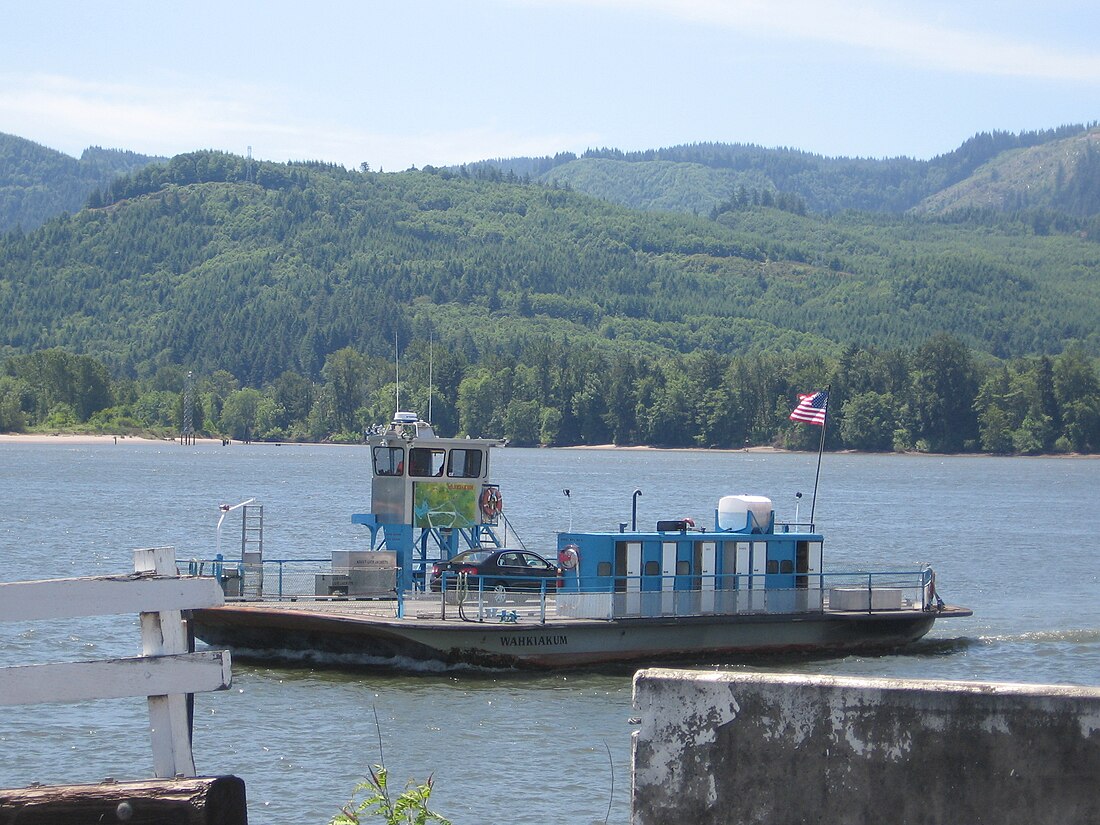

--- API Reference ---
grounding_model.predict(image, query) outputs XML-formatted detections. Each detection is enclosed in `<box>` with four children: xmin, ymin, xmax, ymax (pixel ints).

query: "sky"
<box><xmin>3</xmin><ymin>1</ymin><xmax>1099</xmax><ymax>171</ymax></box>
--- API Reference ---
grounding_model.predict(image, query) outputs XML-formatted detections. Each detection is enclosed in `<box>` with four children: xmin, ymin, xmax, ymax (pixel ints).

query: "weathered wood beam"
<box><xmin>0</xmin><ymin>776</ymin><xmax>247</xmax><ymax>825</ymax></box>
<box><xmin>0</xmin><ymin>576</ymin><xmax>223</xmax><ymax>622</ymax></box>
<box><xmin>0</xmin><ymin>651</ymin><xmax>232</xmax><ymax>706</ymax></box>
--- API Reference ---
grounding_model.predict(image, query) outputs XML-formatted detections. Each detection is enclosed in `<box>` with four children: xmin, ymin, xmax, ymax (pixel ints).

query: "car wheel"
<box><xmin>490</xmin><ymin>583</ymin><xmax>508</xmax><ymax>604</ymax></box>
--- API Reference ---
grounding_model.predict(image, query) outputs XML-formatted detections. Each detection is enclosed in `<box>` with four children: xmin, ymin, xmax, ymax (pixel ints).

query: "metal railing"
<box><xmin>184</xmin><ymin>558</ymin><xmax>933</xmax><ymax>626</ymax></box>
<box><xmin>182</xmin><ymin>557</ymin><xmax>396</xmax><ymax>600</ymax></box>
<box><xmin>432</xmin><ymin>569</ymin><xmax>933</xmax><ymax>624</ymax></box>
<box><xmin>434</xmin><ymin>573</ymin><xmax>552</xmax><ymax>623</ymax></box>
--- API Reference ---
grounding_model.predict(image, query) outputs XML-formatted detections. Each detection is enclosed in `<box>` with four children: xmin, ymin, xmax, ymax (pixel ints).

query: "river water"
<box><xmin>1</xmin><ymin>441</ymin><xmax>1098</xmax><ymax>823</ymax></box>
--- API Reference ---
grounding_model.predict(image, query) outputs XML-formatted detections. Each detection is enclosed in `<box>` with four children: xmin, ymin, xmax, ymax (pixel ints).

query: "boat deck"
<box><xmin>200</xmin><ymin>594</ymin><xmax>970</xmax><ymax>628</ymax></box>
<box><xmin>209</xmin><ymin>594</ymin><xmax>589</xmax><ymax>625</ymax></box>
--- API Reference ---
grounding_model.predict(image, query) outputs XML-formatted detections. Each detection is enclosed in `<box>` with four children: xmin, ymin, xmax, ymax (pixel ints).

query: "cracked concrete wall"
<box><xmin>631</xmin><ymin>669</ymin><xmax>1100</xmax><ymax>825</ymax></box>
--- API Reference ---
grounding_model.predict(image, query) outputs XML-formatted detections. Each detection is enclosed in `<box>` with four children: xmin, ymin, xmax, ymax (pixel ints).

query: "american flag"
<box><xmin>789</xmin><ymin>390</ymin><xmax>828</xmax><ymax>426</ymax></box>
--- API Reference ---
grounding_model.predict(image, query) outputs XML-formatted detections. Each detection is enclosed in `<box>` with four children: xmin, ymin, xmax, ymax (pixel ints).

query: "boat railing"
<box><xmin>775</xmin><ymin>520</ymin><xmax>816</xmax><ymax>533</ymax></box>
<box><xmin>181</xmin><ymin>556</ymin><xmax>402</xmax><ymax>602</ymax></box>
<box><xmin>431</xmin><ymin>572</ymin><xmax>556</xmax><ymax>623</ymax></box>
<box><xmin>819</xmin><ymin>570</ymin><xmax>935</xmax><ymax>613</ymax></box>
<box><xmin>430</xmin><ymin>569</ymin><xmax>933</xmax><ymax>624</ymax></box>
<box><xmin>184</xmin><ymin>559</ymin><xmax>934</xmax><ymax>625</ymax></box>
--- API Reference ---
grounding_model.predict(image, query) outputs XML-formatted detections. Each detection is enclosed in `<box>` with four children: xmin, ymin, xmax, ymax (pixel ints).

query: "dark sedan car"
<box><xmin>429</xmin><ymin>548</ymin><xmax>559</xmax><ymax>598</ymax></box>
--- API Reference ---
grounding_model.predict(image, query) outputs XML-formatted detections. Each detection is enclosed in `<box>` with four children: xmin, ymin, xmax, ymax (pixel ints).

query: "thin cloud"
<box><xmin>0</xmin><ymin>74</ymin><xmax>287</xmax><ymax>156</ymax></box>
<box><xmin>282</xmin><ymin>123</ymin><xmax>602</xmax><ymax>171</ymax></box>
<box><xmin>541</xmin><ymin>0</ymin><xmax>1100</xmax><ymax>83</ymax></box>
<box><xmin>0</xmin><ymin>73</ymin><xmax>596</xmax><ymax>169</ymax></box>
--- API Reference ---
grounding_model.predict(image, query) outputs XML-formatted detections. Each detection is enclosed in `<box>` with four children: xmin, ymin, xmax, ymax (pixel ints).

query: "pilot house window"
<box><xmin>373</xmin><ymin>446</ymin><xmax>405</xmax><ymax>476</ymax></box>
<box><xmin>409</xmin><ymin>448</ymin><xmax>446</xmax><ymax>477</ymax></box>
<box><xmin>447</xmin><ymin>448</ymin><xmax>483</xmax><ymax>479</ymax></box>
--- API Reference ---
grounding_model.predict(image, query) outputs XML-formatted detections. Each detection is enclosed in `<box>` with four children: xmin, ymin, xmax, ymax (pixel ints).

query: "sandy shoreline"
<box><xmin>0</xmin><ymin>435</ymin><xmax>784</xmax><ymax>452</ymax></box>
<box><xmin>0</xmin><ymin>432</ymin><xmax>1093</xmax><ymax>458</ymax></box>
<box><xmin>563</xmin><ymin>443</ymin><xmax>784</xmax><ymax>453</ymax></box>
<box><xmin>0</xmin><ymin>433</ymin><xmax>216</xmax><ymax>445</ymax></box>
<box><xmin>0</xmin><ymin>434</ymin><xmax>796</xmax><ymax>454</ymax></box>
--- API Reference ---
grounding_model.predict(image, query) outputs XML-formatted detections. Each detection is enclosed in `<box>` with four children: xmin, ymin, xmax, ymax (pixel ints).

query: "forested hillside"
<box><xmin>912</xmin><ymin>128</ymin><xmax>1100</xmax><ymax>217</ymax></box>
<box><xmin>0</xmin><ymin>133</ymin><xmax>162</xmax><ymax>232</ymax></box>
<box><xmin>472</xmin><ymin>124</ymin><xmax>1100</xmax><ymax>217</ymax></box>
<box><xmin>1</xmin><ymin>149</ymin><xmax>1098</xmax><ymax>453</ymax></box>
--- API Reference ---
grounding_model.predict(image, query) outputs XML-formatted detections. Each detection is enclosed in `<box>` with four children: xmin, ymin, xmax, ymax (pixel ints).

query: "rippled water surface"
<box><xmin>2</xmin><ymin>442</ymin><xmax>1098</xmax><ymax>823</ymax></box>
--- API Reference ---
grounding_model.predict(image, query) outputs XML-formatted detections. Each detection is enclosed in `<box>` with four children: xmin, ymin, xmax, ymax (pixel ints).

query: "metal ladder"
<box><xmin>241</xmin><ymin>503</ymin><xmax>264</xmax><ymax>599</ymax></box>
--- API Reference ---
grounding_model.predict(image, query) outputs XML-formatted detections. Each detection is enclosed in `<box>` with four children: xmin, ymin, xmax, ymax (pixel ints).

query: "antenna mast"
<box><xmin>394</xmin><ymin>333</ymin><xmax>400</xmax><ymax>413</ymax></box>
<box><xmin>428</xmin><ymin>331</ymin><xmax>434</xmax><ymax>424</ymax></box>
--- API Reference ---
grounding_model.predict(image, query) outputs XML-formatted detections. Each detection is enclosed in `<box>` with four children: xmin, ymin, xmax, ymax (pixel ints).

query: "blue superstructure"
<box><xmin>352</xmin><ymin>413</ymin><xmax>510</xmax><ymax>592</ymax></box>
<box><xmin>554</xmin><ymin>498</ymin><xmax>826</xmax><ymax>619</ymax></box>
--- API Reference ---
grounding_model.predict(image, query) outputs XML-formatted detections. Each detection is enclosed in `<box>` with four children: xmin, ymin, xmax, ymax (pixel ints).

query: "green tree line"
<box><xmin>4</xmin><ymin>337</ymin><xmax>1098</xmax><ymax>455</ymax></box>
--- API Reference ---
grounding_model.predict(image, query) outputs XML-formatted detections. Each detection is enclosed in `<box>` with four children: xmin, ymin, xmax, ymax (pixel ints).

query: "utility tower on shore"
<box><xmin>181</xmin><ymin>370</ymin><xmax>196</xmax><ymax>445</ymax></box>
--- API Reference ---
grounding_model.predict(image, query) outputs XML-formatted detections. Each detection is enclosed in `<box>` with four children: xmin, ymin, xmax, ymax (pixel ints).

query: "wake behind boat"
<box><xmin>189</xmin><ymin>412</ymin><xmax>970</xmax><ymax>669</ymax></box>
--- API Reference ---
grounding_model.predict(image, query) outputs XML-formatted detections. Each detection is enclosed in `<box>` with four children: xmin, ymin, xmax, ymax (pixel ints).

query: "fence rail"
<box><xmin>0</xmin><ymin>547</ymin><xmax>231</xmax><ymax>779</ymax></box>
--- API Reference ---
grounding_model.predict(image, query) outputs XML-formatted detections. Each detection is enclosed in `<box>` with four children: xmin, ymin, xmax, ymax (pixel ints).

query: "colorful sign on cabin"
<box><xmin>413</xmin><ymin>481</ymin><xmax>478</xmax><ymax>529</ymax></box>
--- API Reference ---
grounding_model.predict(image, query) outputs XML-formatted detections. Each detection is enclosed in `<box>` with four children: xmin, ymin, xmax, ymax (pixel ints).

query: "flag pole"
<box><xmin>809</xmin><ymin>386</ymin><xmax>830</xmax><ymax>528</ymax></box>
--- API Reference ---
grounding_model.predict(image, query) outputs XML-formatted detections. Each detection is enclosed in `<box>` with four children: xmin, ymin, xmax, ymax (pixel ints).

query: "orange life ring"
<box><xmin>479</xmin><ymin>486</ymin><xmax>503</xmax><ymax>519</ymax></box>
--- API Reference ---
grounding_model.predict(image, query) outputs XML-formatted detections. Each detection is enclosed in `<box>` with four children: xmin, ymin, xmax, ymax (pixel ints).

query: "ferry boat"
<box><xmin>188</xmin><ymin>413</ymin><xmax>971</xmax><ymax>669</ymax></box>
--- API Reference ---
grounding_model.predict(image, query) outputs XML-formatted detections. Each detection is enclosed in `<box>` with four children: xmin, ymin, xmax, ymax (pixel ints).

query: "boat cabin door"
<box><xmin>699</xmin><ymin>541</ymin><xmax>716</xmax><ymax>612</ymax></box>
<box><xmin>765</xmin><ymin>541</ymin><xmax>798</xmax><ymax>612</ymax></box>
<box><xmin>661</xmin><ymin>542</ymin><xmax>676</xmax><ymax>613</ymax></box>
<box><xmin>749</xmin><ymin>542</ymin><xmax>767</xmax><ymax>611</ymax></box>
<box><xmin>615</xmin><ymin>541</ymin><xmax>642</xmax><ymax>615</ymax></box>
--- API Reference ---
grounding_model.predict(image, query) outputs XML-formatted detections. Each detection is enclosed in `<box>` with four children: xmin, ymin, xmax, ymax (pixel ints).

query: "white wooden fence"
<box><xmin>0</xmin><ymin>547</ymin><xmax>231</xmax><ymax>778</ymax></box>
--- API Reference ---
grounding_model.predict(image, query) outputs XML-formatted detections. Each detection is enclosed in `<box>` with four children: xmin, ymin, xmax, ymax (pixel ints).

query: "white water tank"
<box><xmin>717</xmin><ymin>495</ymin><xmax>773</xmax><ymax>532</ymax></box>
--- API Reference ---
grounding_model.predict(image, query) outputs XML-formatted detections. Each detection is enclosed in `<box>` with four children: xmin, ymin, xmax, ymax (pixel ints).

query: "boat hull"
<box><xmin>190</xmin><ymin>603</ymin><xmax>969</xmax><ymax>669</ymax></box>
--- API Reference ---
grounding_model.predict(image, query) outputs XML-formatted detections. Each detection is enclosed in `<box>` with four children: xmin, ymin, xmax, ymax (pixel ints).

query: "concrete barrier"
<box><xmin>631</xmin><ymin>669</ymin><xmax>1100</xmax><ymax>825</ymax></box>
